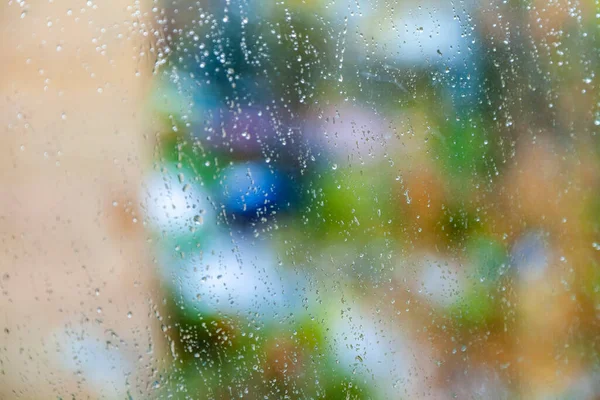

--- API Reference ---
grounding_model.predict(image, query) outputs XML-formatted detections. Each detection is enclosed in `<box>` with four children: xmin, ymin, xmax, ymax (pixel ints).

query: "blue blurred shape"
<box><xmin>220</xmin><ymin>161</ymin><xmax>287</xmax><ymax>219</ymax></box>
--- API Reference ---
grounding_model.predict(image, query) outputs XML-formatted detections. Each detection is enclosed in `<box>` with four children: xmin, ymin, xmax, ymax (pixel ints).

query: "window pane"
<box><xmin>2</xmin><ymin>0</ymin><xmax>600</xmax><ymax>398</ymax></box>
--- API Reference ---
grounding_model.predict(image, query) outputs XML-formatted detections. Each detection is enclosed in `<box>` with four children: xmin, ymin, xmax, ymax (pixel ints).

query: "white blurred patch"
<box><xmin>396</xmin><ymin>253</ymin><xmax>466</xmax><ymax>309</ymax></box>
<box><xmin>416</xmin><ymin>254</ymin><xmax>465</xmax><ymax>308</ymax></box>
<box><xmin>354</xmin><ymin>1</ymin><xmax>474</xmax><ymax>66</ymax></box>
<box><xmin>161</xmin><ymin>233</ymin><xmax>306</xmax><ymax>317</ymax></box>
<box><xmin>328</xmin><ymin>306</ymin><xmax>429</xmax><ymax>398</ymax></box>
<box><xmin>142</xmin><ymin>166</ymin><xmax>216</xmax><ymax>237</ymax></box>
<box><xmin>52</xmin><ymin>328</ymin><xmax>133</xmax><ymax>397</ymax></box>
<box><xmin>311</xmin><ymin>104</ymin><xmax>395</xmax><ymax>164</ymax></box>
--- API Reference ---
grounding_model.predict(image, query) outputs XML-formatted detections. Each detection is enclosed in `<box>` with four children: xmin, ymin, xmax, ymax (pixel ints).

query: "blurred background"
<box><xmin>2</xmin><ymin>0</ymin><xmax>600</xmax><ymax>398</ymax></box>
